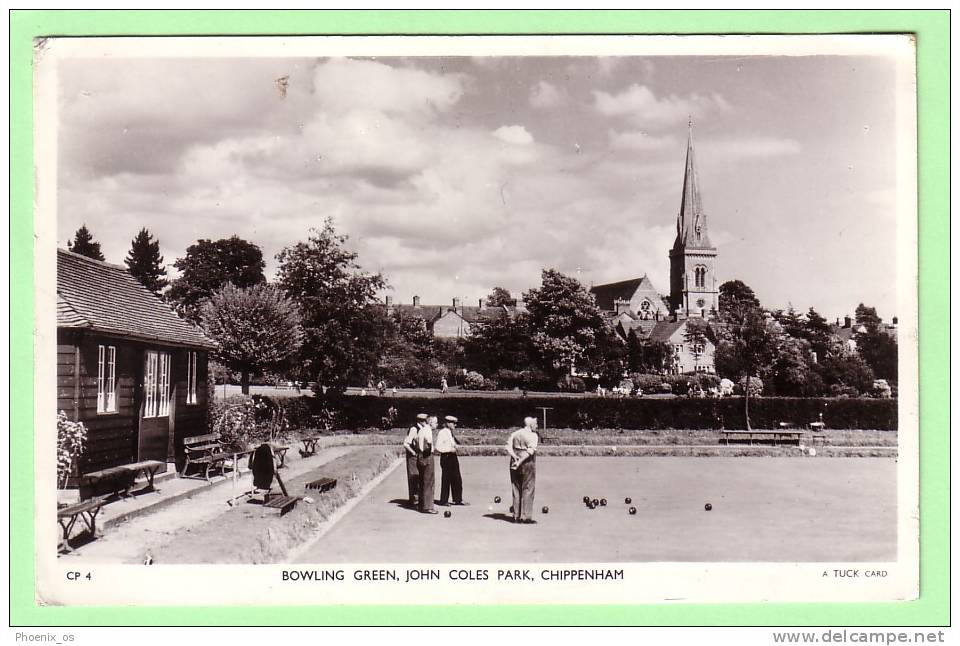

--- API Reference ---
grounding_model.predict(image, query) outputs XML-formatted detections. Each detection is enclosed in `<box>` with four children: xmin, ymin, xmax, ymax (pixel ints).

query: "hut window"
<box><xmin>186</xmin><ymin>352</ymin><xmax>198</xmax><ymax>405</ymax></box>
<box><xmin>144</xmin><ymin>350</ymin><xmax>171</xmax><ymax>418</ymax></box>
<box><xmin>97</xmin><ymin>345</ymin><xmax>117</xmax><ymax>413</ymax></box>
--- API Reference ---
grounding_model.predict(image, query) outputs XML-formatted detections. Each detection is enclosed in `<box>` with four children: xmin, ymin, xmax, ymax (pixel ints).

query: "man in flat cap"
<box><xmin>436</xmin><ymin>415</ymin><xmax>465</xmax><ymax>506</ymax></box>
<box><xmin>416</xmin><ymin>415</ymin><xmax>439</xmax><ymax>514</ymax></box>
<box><xmin>402</xmin><ymin>414</ymin><xmax>427</xmax><ymax>507</ymax></box>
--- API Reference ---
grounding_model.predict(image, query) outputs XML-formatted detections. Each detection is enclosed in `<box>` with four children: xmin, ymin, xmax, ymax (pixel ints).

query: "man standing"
<box><xmin>506</xmin><ymin>416</ymin><xmax>539</xmax><ymax>524</ymax></box>
<box><xmin>416</xmin><ymin>415</ymin><xmax>439</xmax><ymax>514</ymax></box>
<box><xmin>436</xmin><ymin>415</ymin><xmax>465</xmax><ymax>506</ymax></box>
<box><xmin>402</xmin><ymin>414</ymin><xmax>426</xmax><ymax>507</ymax></box>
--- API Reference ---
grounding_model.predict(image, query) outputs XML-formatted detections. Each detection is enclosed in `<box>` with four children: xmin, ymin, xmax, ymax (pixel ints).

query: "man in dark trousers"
<box><xmin>436</xmin><ymin>415</ymin><xmax>465</xmax><ymax>506</ymax></box>
<box><xmin>402</xmin><ymin>414</ymin><xmax>426</xmax><ymax>507</ymax></box>
<box><xmin>416</xmin><ymin>415</ymin><xmax>439</xmax><ymax>514</ymax></box>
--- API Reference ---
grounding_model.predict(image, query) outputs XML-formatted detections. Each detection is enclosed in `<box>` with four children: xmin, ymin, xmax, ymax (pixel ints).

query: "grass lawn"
<box><xmin>298</xmin><ymin>456</ymin><xmax>896</xmax><ymax>563</ymax></box>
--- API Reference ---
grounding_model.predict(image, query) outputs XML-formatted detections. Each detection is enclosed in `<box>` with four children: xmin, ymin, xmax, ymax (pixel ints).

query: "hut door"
<box><xmin>138</xmin><ymin>350</ymin><xmax>171</xmax><ymax>461</ymax></box>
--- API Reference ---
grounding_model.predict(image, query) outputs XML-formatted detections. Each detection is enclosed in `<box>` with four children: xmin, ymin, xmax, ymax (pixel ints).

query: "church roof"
<box><xmin>673</xmin><ymin>123</ymin><xmax>714</xmax><ymax>251</ymax></box>
<box><xmin>590</xmin><ymin>275</ymin><xmax>666</xmax><ymax>311</ymax></box>
<box><xmin>647</xmin><ymin>320</ymin><xmax>687</xmax><ymax>344</ymax></box>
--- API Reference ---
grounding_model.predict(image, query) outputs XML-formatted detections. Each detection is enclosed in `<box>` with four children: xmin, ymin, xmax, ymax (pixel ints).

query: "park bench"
<box><xmin>181</xmin><ymin>433</ymin><xmax>229</xmax><ymax>481</ymax></box>
<box><xmin>808</xmin><ymin>421</ymin><xmax>827</xmax><ymax>446</ymax></box>
<box><xmin>79</xmin><ymin>460</ymin><xmax>166</xmax><ymax>500</ymax></box>
<box><xmin>305</xmin><ymin>477</ymin><xmax>337</xmax><ymax>493</ymax></box>
<box><xmin>719</xmin><ymin>429</ymin><xmax>803</xmax><ymax>446</ymax></box>
<box><xmin>57</xmin><ymin>497</ymin><xmax>107</xmax><ymax>553</ymax></box>
<box><xmin>300</xmin><ymin>435</ymin><xmax>322</xmax><ymax>456</ymax></box>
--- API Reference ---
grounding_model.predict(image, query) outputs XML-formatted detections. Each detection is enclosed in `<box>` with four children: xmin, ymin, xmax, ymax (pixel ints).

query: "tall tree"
<box><xmin>523</xmin><ymin>269</ymin><xmax>607</xmax><ymax>381</ymax></box>
<box><xmin>485</xmin><ymin>286</ymin><xmax>515</xmax><ymax>307</ymax></box>
<box><xmin>857</xmin><ymin>329</ymin><xmax>898</xmax><ymax>382</ymax></box>
<box><xmin>463</xmin><ymin>312</ymin><xmax>535</xmax><ymax>375</ymax></box>
<box><xmin>718</xmin><ymin>279</ymin><xmax>759</xmax><ymax>315</ymax></box>
<box><xmin>124</xmin><ymin>228</ymin><xmax>168</xmax><ymax>294</ymax></box>
<box><xmin>803</xmin><ymin>307</ymin><xmax>834</xmax><ymax>361</ymax></box>
<box><xmin>854</xmin><ymin>303</ymin><xmax>883</xmax><ymax>332</ymax></box>
<box><xmin>167</xmin><ymin>236</ymin><xmax>266</xmax><ymax>323</ymax></box>
<box><xmin>276</xmin><ymin>219</ymin><xmax>389</xmax><ymax>397</ymax></box>
<box><xmin>714</xmin><ymin>301</ymin><xmax>781</xmax><ymax>429</ymax></box>
<box><xmin>67</xmin><ymin>224</ymin><xmax>105</xmax><ymax>261</ymax></box>
<box><xmin>200</xmin><ymin>283</ymin><xmax>303</xmax><ymax>395</ymax></box>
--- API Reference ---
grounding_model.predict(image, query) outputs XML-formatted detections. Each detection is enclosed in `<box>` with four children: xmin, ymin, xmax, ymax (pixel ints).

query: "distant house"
<box><xmin>385</xmin><ymin>296</ymin><xmax>509</xmax><ymax>339</ymax></box>
<box><xmin>57</xmin><ymin>249</ymin><xmax>216</xmax><ymax>478</ymax></box>
<box><xmin>645</xmin><ymin>319</ymin><xmax>717</xmax><ymax>374</ymax></box>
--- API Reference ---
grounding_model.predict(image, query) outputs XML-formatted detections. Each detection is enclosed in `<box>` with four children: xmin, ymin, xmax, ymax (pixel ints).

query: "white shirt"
<box><xmin>417</xmin><ymin>425</ymin><xmax>435</xmax><ymax>453</ymax></box>
<box><xmin>435</xmin><ymin>427</ymin><xmax>457</xmax><ymax>453</ymax></box>
<box><xmin>403</xmin><ymin>426</ymin><xmax>420</xmax><ymax>454</ymax></box>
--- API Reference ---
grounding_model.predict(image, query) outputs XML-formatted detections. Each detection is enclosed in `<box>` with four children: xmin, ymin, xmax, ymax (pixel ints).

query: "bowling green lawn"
<box><xmin>297</xmin><ymin>456</ymin><xmax>896</xmax><ymax>563</ymax></box>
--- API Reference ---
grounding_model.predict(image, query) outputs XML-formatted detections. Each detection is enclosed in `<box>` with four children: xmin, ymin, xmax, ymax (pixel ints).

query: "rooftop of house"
<box><xmin>57</xmin><ymin>248</ymin><xmax>215</xmax><ymax>349</ymax></box>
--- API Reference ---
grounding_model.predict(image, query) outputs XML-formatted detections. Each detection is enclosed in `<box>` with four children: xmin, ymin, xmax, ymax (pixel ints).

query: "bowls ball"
<box><xmin>443</xmin><ymin>510</ymin><xmax>452</xmax><ymax>518</ymax></box>
<box><xmin>624</xmin><ymin>497</ymin><xmax>632</xmax><ymax>505</ymax></box>
<box><xmin>704</xmin><ymin>503</ymin><xmax>713</xmax><ymax>511</ymax></box>
<box><xmin>583</xmin><ymin>496</ymin><xmax>591</xmax><ymax>504</ymax></box>
<box><xmin>592</xmin><ymin>499</ymin><xmax>599</xmax><ymax>506</ymax></box>
<box><xmin>600</xmin><ymin>498</ymin><xmax>607</xmax><ymax>507</ymax></box>
<box><xmin>541</xmin><ymin>506</ymin><xmax>549</xmax><ymax>514</ymax></box>
<box><xmin>628</xmin><ymin>507</ymin><xmax>637</xmax><ymax>515</ymax></box>
<box><xmin>494</xmin><ymin>496</ymin><xmax>502</xmax><ymax>503</ymax></box>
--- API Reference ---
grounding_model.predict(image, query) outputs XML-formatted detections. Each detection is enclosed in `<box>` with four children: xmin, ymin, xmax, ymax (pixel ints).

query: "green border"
<box><xmin>10</xmin><ymin>9</ymin><xmax>948</xmax><ymax>626</ymax></box>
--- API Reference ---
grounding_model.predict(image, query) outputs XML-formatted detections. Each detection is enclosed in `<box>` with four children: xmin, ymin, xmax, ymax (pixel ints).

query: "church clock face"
<box><xmin>696</xmin><ymin>298</ymin><xmax>706</xmax><ymax>308</ymax></box>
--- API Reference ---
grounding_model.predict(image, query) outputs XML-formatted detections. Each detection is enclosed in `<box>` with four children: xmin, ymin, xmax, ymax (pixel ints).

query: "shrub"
<box><xmin>557</xmin><ymin>375</ymin><xmax>586</xmax><ymax>393</ymax></box>
<box><xmin>57</xmin><ymin>411</ymin><xmax>87</xmax><ymax>488</ymax></box>
<box><xmin>208</xmin><ymin>396</ymin><xmax>275</xmax><ymax>447</ymax></box>
<box><xmin>331</xmin><ymin>395</ymin><xmax>897</xmax><ymax>431</ymax></box>
<box><xmin>630</xmin><ymin>373</ymin><xmax>666</xmax><ymax>392</ymax></box>
<box><xmin>463</xmin><ymin>371</ymin><xmax>485</xmax><ymax>390</ymax></box>
<box><xmin>737</xmin><ymin>376</ymin><xmax>764</xmax><ymax>397</ymax></box>
<box><xmin>872</xmin><ymin>379</ymin><xmax>893</xmax><ymax>399</ymax></box>
<box><xmin>659</xmin><ymin>381</ymin><xmax>673</xmax><ymax>394</ymax></box>
<box><xmin>492</xmin><ymin>369</ymin><xmax>524</xmax><ymax>390</ymax></box>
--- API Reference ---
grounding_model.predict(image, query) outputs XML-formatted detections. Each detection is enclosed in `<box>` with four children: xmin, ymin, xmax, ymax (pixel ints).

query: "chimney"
<box><xmin>892</xmin><ymin>316</ymin><xmax>898</xmax><ymax>326</ymax></box>
<box><xmin>844</xmin><ymin>315</ymin><xmax>852</xmax><ymax>329</ymax></box>
<box><xmin>836</xmin><ymin>317</ymin><xmax>841</xmax><ymax>326</ymax></box>
<box><xmin>478</xmin><ymin>298</ymin><xmax>485</xmax><ymax>310</ymax></box>
<box><xmin>452</xmin><ymin>297</ymin><xmax>461</xmax><ymax>309</ymax></box>
<box><xmin>413</xmin><ymin>295</ymin><xmax>421</xmax><ymax>307</ymax></box>
<box><xmin>385</xmin><ymin>295</ymin><xmax>394</xmax><ymax>315</ymax></box>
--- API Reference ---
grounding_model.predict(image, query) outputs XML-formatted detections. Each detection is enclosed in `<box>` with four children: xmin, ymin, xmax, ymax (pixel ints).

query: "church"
<box><xmin>589</xmin><ymin>123</ymin><xmax>719</xmax><ymax>374</ymax></box>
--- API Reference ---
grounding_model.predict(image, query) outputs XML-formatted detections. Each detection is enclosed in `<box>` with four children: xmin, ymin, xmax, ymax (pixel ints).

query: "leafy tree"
<box><xmin>377</xmin><ymin>313</ymin><xmax>445</xmax><ymax>388</ymax></box>
<box><xmin>773</xmin><ymin>306</ymin><xmax>805</xmax><ymax>340</ymax></box>
<box><xmin>625</xmin><ymin>329</ymin><xmax>672</xmax><ymax>373</ymax></box>
<box><xmin>463</xmin><ymin>312</ymin><xmax>535</xmax><ymax>375</ymax></box>
<box><xmin>719</xmin><ymin>279</ymin><xmax>759</xmax><ymax>315</ymax></box>
<box><xmin>769</xmin><ymin>336</ymin><xmax>824</xmax><ymax>396</ymax></box>
<box><xmin>803</xmin><ymin>307</ymin><xmax>834</xmax><ymax>361</ymax></box>
<box><xmin>857</xmin><ymin>329</ymin><xmax>898</xmax><ymax>382</ymax></box>
<box><xmin>485</xmin><ymin>286</ymin><xmax>515</xmax><ymax>307</ymax></box>
<box><xmin>855</xmin><ymin>303</ymin><xmax>882</xmax><ymax>332</ymax></box>
<box><xmin>124</xmin><ymin>228</ymin><xmax>168</xmax><ymax>294</ymax></box>
<box><xmin>714</xmin><ymin>302</ymin><xmax>781</xmax><ymax>429</ymax></box>
<box><xmin>818</xmin><ymin>351</ymin><xmax>875</xmax><ymax>396</ymax></box>
<box><xmin>67</xmin><ymin>224</ymin><xmax>105</xmax><ymax>261</ymax></box>
<box><xmin>168</xmin><ymin>236</ymin><xmax>266</xmax><ymax>322</ymax></box>
<box><xmin>276</xmin><ymin>219</ymin><xmax>389</xmax><ymax>397</ymax></box>
<box><xmin>200</xmin><ymin>283</ymin><xmax>303</xmax><ymax>395</ymax></box>
<box><xmin>523</xmin><ymin>269</ymin><xmax>608</xmax><ymax>381</ymax></box>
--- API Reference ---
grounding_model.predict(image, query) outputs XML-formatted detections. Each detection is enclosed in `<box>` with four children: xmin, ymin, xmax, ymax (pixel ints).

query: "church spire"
<box><xmin>674</xmin><ymin>118</ymin><xmax>711</xmax><ymax>249</ymax></box>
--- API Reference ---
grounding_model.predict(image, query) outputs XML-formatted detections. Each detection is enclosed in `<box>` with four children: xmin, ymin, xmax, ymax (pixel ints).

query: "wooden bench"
<box><xmin>300</xmin><ymin>435</ymin><xmax>322</xmax><ymax>456</ymax></box>
<box><xmin>79</xmin><ymin>460</ymin><xmax>166</xmax><ymax>500</ymax></box>
<box><xmin>305</xmin><ymin>477</ymin><xmax>337</xmax><ymax>493</ymax></box>
<box><xmin>263</xmin><ymin>495</ymin><xmax>299</xmax><ymax>516</ymax></box>
<box><xmin>719</xmin><ymin>429</ymin><xmax>803</xmax><ymax>446</ymax></box>
<box><xmin>181</xmin><ymin>433</ymin><xmax>229</xmax><ymax>481</ymax></box>
<box><xmin>58</xmin><ymin>497</ymin><xmax>107</xmax><ymax>553</ymax></box>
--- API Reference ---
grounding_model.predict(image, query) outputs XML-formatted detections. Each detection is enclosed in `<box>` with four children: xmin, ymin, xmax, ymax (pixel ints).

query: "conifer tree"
<box><xmin>67</xmin><ymin>224</ymin><xmax>105</xmax><ymax>261</ymax></box>
<box><xmin>124</xmin><ymin>228</ymin><xmax>168</xmax><ymax>294</ymax></box>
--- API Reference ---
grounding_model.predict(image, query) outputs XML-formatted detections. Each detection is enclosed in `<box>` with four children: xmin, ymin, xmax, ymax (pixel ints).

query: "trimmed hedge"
<box><xmin>287</xmin><ymin>395</ymin><xmax>897</xmax><ymax>431</ymax></box>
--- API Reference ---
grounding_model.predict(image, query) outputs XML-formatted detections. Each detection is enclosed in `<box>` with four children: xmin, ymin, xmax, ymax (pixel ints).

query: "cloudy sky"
<box><xmin>56</xmin><ymin>52</ymin><xmax>903</xmax><ymax>319</ymax></box>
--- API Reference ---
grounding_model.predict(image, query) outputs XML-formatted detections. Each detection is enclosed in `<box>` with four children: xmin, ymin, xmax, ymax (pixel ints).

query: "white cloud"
<box><xmin>608</xmin><ymin>130</ymin><xmax>677</xmax><ymax>152</ymax></box>
<box><xmin>311</xmin><ymin>58</ymin><xmax>464</xmax><ymax>118</ymax></box>
<box><xmin>700</xmin><ymin>136</ymin><xmax>802</xmax><ymax>159</ymax></box>
<box><xmin>592</xmin><ymin>84</ymin><xmax>730</xmax><ymax>128</ymax></box>
<box><xmin>529</xmin><ymin>81</ymin><xmax>566</xmax><ymax>109</ymax></box>
<box><xmin>492</xmin><ymin>125</ymin><xmax>534</xmax><ymax>145</ymax></box>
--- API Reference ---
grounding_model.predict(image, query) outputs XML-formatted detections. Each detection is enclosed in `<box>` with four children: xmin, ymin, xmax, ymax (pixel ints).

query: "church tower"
<box><xmin>669</xmin><ymin>121</ymin><xmax>719</xmax><ymax>317</ymax></box>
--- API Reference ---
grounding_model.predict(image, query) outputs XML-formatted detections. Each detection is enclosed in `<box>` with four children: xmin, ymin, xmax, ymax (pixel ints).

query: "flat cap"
<box><xmin>416</xmin><ymin>413</ymin><xmax>428</xmax><ymax>420</ymax></box>
<box><xmin>445</xmin><ymin>415</ymin><xmax>458</xmax><ymax>423</ymax></box>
